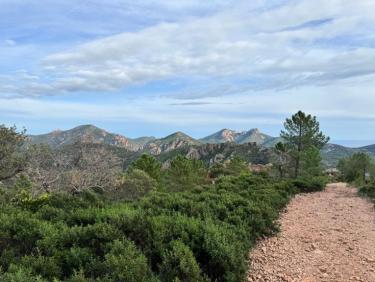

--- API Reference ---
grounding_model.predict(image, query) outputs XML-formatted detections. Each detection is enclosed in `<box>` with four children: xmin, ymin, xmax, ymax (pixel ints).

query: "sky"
<box><xmin>1</xmin><ymin>0</ymin><xmax>375</xmax><ymax>147</ymax></box>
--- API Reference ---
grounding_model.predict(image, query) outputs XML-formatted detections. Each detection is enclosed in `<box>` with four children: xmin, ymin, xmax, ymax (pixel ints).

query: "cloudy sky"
<box><xmin>1</xmin><ymin>0</ymin><xmax>375</xmax><ymax>146</ymax></box>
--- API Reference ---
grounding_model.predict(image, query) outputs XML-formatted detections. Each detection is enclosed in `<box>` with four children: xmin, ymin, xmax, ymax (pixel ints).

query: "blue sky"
<box><xmin>1</xmin><ymin>0</ymin><xmax>375</xmax><ymax>146</ymax></box>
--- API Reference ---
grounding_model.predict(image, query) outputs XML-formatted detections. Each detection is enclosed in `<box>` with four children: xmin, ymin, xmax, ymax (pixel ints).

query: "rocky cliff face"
<box><xmin>29</xmin><ymin>126</ymin><xmax>204</xmax><ymax>155</ymax></box>
<box><xmin>199</xmin><ymin>128</ymin><xmax>276</xmax><ymax>146</ymax></box>
<box><xmin>198</xmin><ymin>129</ymin><xmax>237</xmax><ymax>143</ymax></box>
<box><xmin>157</xmin><ymin>141</ymin><xmax>271</xmax><ymax>166</ymax></box>
<box><xmin>144</xmin><ymin>132</ymin><xmax>202</xmax><ymax>155</ymax></box>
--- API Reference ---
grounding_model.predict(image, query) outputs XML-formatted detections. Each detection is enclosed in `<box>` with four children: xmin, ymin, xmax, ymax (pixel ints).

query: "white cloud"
<box><xmin>2</xmin><ymin>76</ymin><xmax>375</xmax><ymax>126</ymax></box>
<box><xmin>4</xmin><ymin>39</ymin><xmax>16</xmax><ymax>46</ymax></box>
<box><xmin>1</xmin><ymin>0</ymin><xmax>375</xmax><ymax>98</ymax></box>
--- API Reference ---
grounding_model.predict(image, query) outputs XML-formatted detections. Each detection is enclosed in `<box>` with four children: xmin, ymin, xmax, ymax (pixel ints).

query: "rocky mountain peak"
<box><xmin>200</xmin><ymin>128</ymin><xmax>274</xmax><ymax>145</ymax></box>
<box><xmin>249</xmin><ymin>128</ymin><xmax>260</xmax><ymax>134</ymax></box>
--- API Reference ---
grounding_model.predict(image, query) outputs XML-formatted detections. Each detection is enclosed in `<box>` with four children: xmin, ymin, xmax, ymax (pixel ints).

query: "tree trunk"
<box><xmin>278</xmin><ymin>165</ymin><xmax>283</xmax><ymax>178</ymax></box>
<box><xmin>294</xmin><ymin>124</ymin><xmax>302</xmax><ymax>178</ymax></box>
<box><xmin>363</xmin><ymin>166</ymin><xmax>367</xmax><ymax>183</ymax></box>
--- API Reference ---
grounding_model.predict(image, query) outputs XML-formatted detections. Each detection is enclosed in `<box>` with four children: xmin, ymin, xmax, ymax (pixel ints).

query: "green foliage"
<box><xmin>359</xmin><ymin>182</ymin><xmax>375</xmax><ymax>204</ymax></box>
<box><xmin>10</xmin><ymin>175</ymin><xmax>50</xmax><ymax>211</ymax></box>
<box><xmin>0</xmin><ymin>265</ymin><xmax>47</xmax><ymax>282</ymax></box>
<box><xmin>210</xmin><ymin>157</ymin><xmax>249</xmax><ymax>178</ymax></box>
<box><xmin>0</xmin><ymin>164</ymin><xmax>326</xmax><ymax>281</ymax></box>
<box><xmin>13</xmin><ymin>174</ymin><xmax>33</xmax><ymax>190</ymax></box>
<box><xmin>338</xmin><ymin>152</ymin><xmax>374</xmax><ymax>184</ymax></box>
<box><xmin>281</xmin><ymin>111</ymin><xmax>329</xmax><ymax>178</ymax></box>
<box><xmin>300</xmin><ymin>147</ymin><xmax>323</xmax><ymax>177</ymax></box>
<box><xmin>291</xmin><ymin>176</ymin><xmax>328</xmax><ymax>193</ymax></box>
<box><xmin>128</xmin><ymin>154</ymin><xmax>162</xmax><ymax>183</ymax></box>
<box><xmin>114</xmin><ymin>169</ymin><xmax>158</xmax><ymax>200</ymax></box>
<box><xmin>103</xmin><ymin>239</ymin><xmax>153</xmax><ymax>282</ymax></box>
<box><xmin>0</xmin><ymin>124</ymin><xmax>26</xmax><ymax>181</ymax></box>
<box><xmin>159</xmin><ymin>240</ymin><xmax>206</xmax><ymax>282</ymax></box>
<box><xmin>164</xmin><ymin>155</ymin><xmax>207</xmax><ymax>191</ymax></box>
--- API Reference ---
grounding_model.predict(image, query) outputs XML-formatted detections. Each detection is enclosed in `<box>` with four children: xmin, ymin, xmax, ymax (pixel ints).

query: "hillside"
<box><xmin>199</xmin><ymin>128</ymin><xmax>278</xmax><ymax>146</ymax></box>
<box><xmin>144</xmin><ymin>131</ymin><xmax>202</xmax><ymax>155</ymax></box>
<box><xmin>321</xmin><ymin>143</ymin><xmax>375</xmax><ymax>167</ymax></box>
<box><xmin>157</xmin><ymin>142</ymin><xmax>271</xmax><ymax>166</ymax></box>
<box><xmin>29</xmin><ymin>127</ymin><xmax>201</xmax><ymax>155</ymax></box>
<box><xmin>360</xmin><ymin>144</ymin><xmax>375</xmax><ymax>155</ymax></box>
<box><xmin>28</xmin><ymin>125</ymin><xmax>146</xmax><ymax>151</ymax></box>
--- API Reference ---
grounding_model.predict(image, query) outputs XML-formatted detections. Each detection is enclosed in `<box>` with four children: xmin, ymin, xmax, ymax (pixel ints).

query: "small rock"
<box><xmin>319</xmin><ymin>266</ymin><xmax>327</xmax><ymax>273</ymax></box>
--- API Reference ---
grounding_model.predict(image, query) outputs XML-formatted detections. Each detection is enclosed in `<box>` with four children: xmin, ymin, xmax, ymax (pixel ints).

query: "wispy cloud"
<box><xmin>1</xmin><ymin>0</ymin><xmax>375</xmax><ymax>143</ymax></box>
<box><xmin>1</xmin><ymin>0</ymin><xmax>375</xmax><ymax>98</ymax></box>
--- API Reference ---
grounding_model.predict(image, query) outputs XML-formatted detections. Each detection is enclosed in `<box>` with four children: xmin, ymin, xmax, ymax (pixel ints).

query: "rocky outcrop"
<box><xmin>200</xmin><ymin>128</ymin><xmax>277</xmax><ymax>146</ymax></box>
<box><xmin>144</xmin><ymin>131</ymin><xmax>202</xmax><ymax>155</ymax></box>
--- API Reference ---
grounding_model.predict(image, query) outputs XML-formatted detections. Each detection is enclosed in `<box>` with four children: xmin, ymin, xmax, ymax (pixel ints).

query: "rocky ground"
<box><xmin>248</xmin><ymin>183</ymin><xmax>375</xmax><ymax>282</ymax></box>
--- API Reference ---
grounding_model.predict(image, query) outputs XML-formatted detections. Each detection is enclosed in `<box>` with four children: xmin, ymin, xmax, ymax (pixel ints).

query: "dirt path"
<box><xmin>248</xmin><ymin>183</ymin><xmax>375</xmax><ymax>282</ymax></box>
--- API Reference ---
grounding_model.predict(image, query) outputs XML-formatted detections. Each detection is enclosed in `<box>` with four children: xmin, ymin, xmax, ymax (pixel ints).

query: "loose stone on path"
<box><xmin>248</xmin><ymin>183</ymin><xmax>375</xmax><ymax>282</ymax></box>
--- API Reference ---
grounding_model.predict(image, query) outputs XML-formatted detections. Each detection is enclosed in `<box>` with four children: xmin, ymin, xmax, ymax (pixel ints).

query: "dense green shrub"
<box><xmin>114</xmin><ymin>169</ymin><xmax>158</xmax><ymax>200</ymax></box>
<box><xmin>102</xmin><ymin>239</ymin><xmax>154</xmax><ymax>282</ymax></box>
<box><xmin>359</xmin><ymin>182</ymin><xmax>375</xmax><ymax>204</ymax></box>
<box><xmin>0</xmin><ymin>172</ymin><xmax>326</xmax><ymax>281</ymax></box>
<box><xmin>291</xmin><ymin>176</ymin><xmax>328</xmax><ymax>193</ymax></box>
<box><xmin>0</xmin><ymin>264</ymin><xmax>47</xmax><ymax>282</ymax></box>
<box><xmin>159</xmin><ymin>240</ymin><xmax>206</xmax><ymax>282</ymax></box>
<box><xmin>209</xmin><ymin>157</ymin><xmax>249</xmax><ymax>178</ymax></box>
<box><xmin>164</xmin><ymin>155</ymin><xmax>208</xmax><ymax>191</ymax></box>
<box><xmin>338</xmin><ymin>152</ymin><xmax>374</xmax><ymax>184</ymax></box>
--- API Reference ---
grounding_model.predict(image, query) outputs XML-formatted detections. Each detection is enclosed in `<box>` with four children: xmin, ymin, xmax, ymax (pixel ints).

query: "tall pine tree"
<box><xmin>281</xmin><ymin>111</ymin><xmax>329</xmax><ymax>178</ymax></box>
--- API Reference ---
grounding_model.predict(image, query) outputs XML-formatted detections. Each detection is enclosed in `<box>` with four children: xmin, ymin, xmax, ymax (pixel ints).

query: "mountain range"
<box><xmin>28</xmin><ymin>124</ymin><xmax>374</xmax><ymax>167</ymax></box>
<box><xmin>28</xmin><ymin>125</ymin><xmax>277</xmax><ymax>152</ymax></box>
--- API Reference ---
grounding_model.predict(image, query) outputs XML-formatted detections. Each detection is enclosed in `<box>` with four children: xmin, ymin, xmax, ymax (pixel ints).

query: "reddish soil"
<box><xmin>248</xmin><ymin>183</ymin><xmax>375</xmax><ymax>282</ymax></box>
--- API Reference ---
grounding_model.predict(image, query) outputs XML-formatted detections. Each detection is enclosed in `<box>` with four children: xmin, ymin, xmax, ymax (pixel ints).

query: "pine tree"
<box><xmin>280</xmin><ymin>111</ymin><xmax>329</xmax><ymax>178</ymax></box>
<box><xmin>128</xmin><ymin>154</ymin><xmax>162</xmax><ymax>183</ymax></box>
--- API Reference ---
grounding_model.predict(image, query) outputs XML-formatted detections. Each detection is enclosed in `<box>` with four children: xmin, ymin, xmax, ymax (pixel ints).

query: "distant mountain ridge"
<box><xmin>28</xmin><ymin>125</ymin><xmax>148</xmax><ymax>151</ymax></box>
<box><xmin>28</xmin><ymin>124</ymin><xmax>375</xmax><ymax>167</ymax></box>
<box><xmin>199</xmin><ymin>128</ymin><xmax>278</xmax><ymax>146</ymax></box>
<box><xmin>28</xmin><ymin>125</ymin><xmax>277</xmax><ymax>152</ymax></box>
<box><xmin>144</xmin><ymin>131</ymin><xmax>202</xmax><ymax>155</ymax></box>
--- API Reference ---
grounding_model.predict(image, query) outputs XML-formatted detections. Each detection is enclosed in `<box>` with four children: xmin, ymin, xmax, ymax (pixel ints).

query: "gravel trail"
<box><xmin>248</xmin><ymin>183</ymin><xmax>375</xmax><ymax>282</ymax></box>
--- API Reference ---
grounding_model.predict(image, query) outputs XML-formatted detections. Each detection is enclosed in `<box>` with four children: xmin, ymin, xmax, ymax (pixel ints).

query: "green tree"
<box><xmin>281</xmin><ymin>111</ymin><xmax>329</xmax><ymax>178</ymax></box>
<box><xmin>338</xmin><ymin>152</ymin><xmax>373</xmax><ymax>183</ymax></box>
<box><xmin>224</xmin><ymin>156</ymin><xmax>249</xmax><ymax>176</ymax></box>
<box><xmin>0</xmin><ymin>125</ymin><xmax>26</xmax><ymax>181</ymax></box>
<box><xmin>115</xmin><ymin>169</ymin><xmax>158</xmax><ymax>200</ymax></box>
<box><xmin>164</xmin><ymin>155</ymin><xmax>207</xmax><ymax>191</ymax></box>
<box><xmin>128</xmin><ymin>154</ymin><xmax>162</xmax><ymax>183</ymax></box>
<box><xmin>301</xmin><ymin>147</ymin><xmax>323</xmax><ymax>177</ymax></box>
<box><xmin>209</xmin><ymin>157</ymin><xmax>249</xmax><ymax>178</ymax></box>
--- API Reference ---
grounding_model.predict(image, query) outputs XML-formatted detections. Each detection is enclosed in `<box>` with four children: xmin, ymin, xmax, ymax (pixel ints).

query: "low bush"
<box><xmin>0</xmin><ymin>173</ymin><xmax>326</xmax><ymax>281</ymax></box>
<box><xmin>359</xmin><ymin>182</ymin><xmax>375</xmax><ymax>204</ymax></box>
<box><xmin>291</xmin><ymin>176</ymin><xmax>328</xmax><ymax>193</ymax></box>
